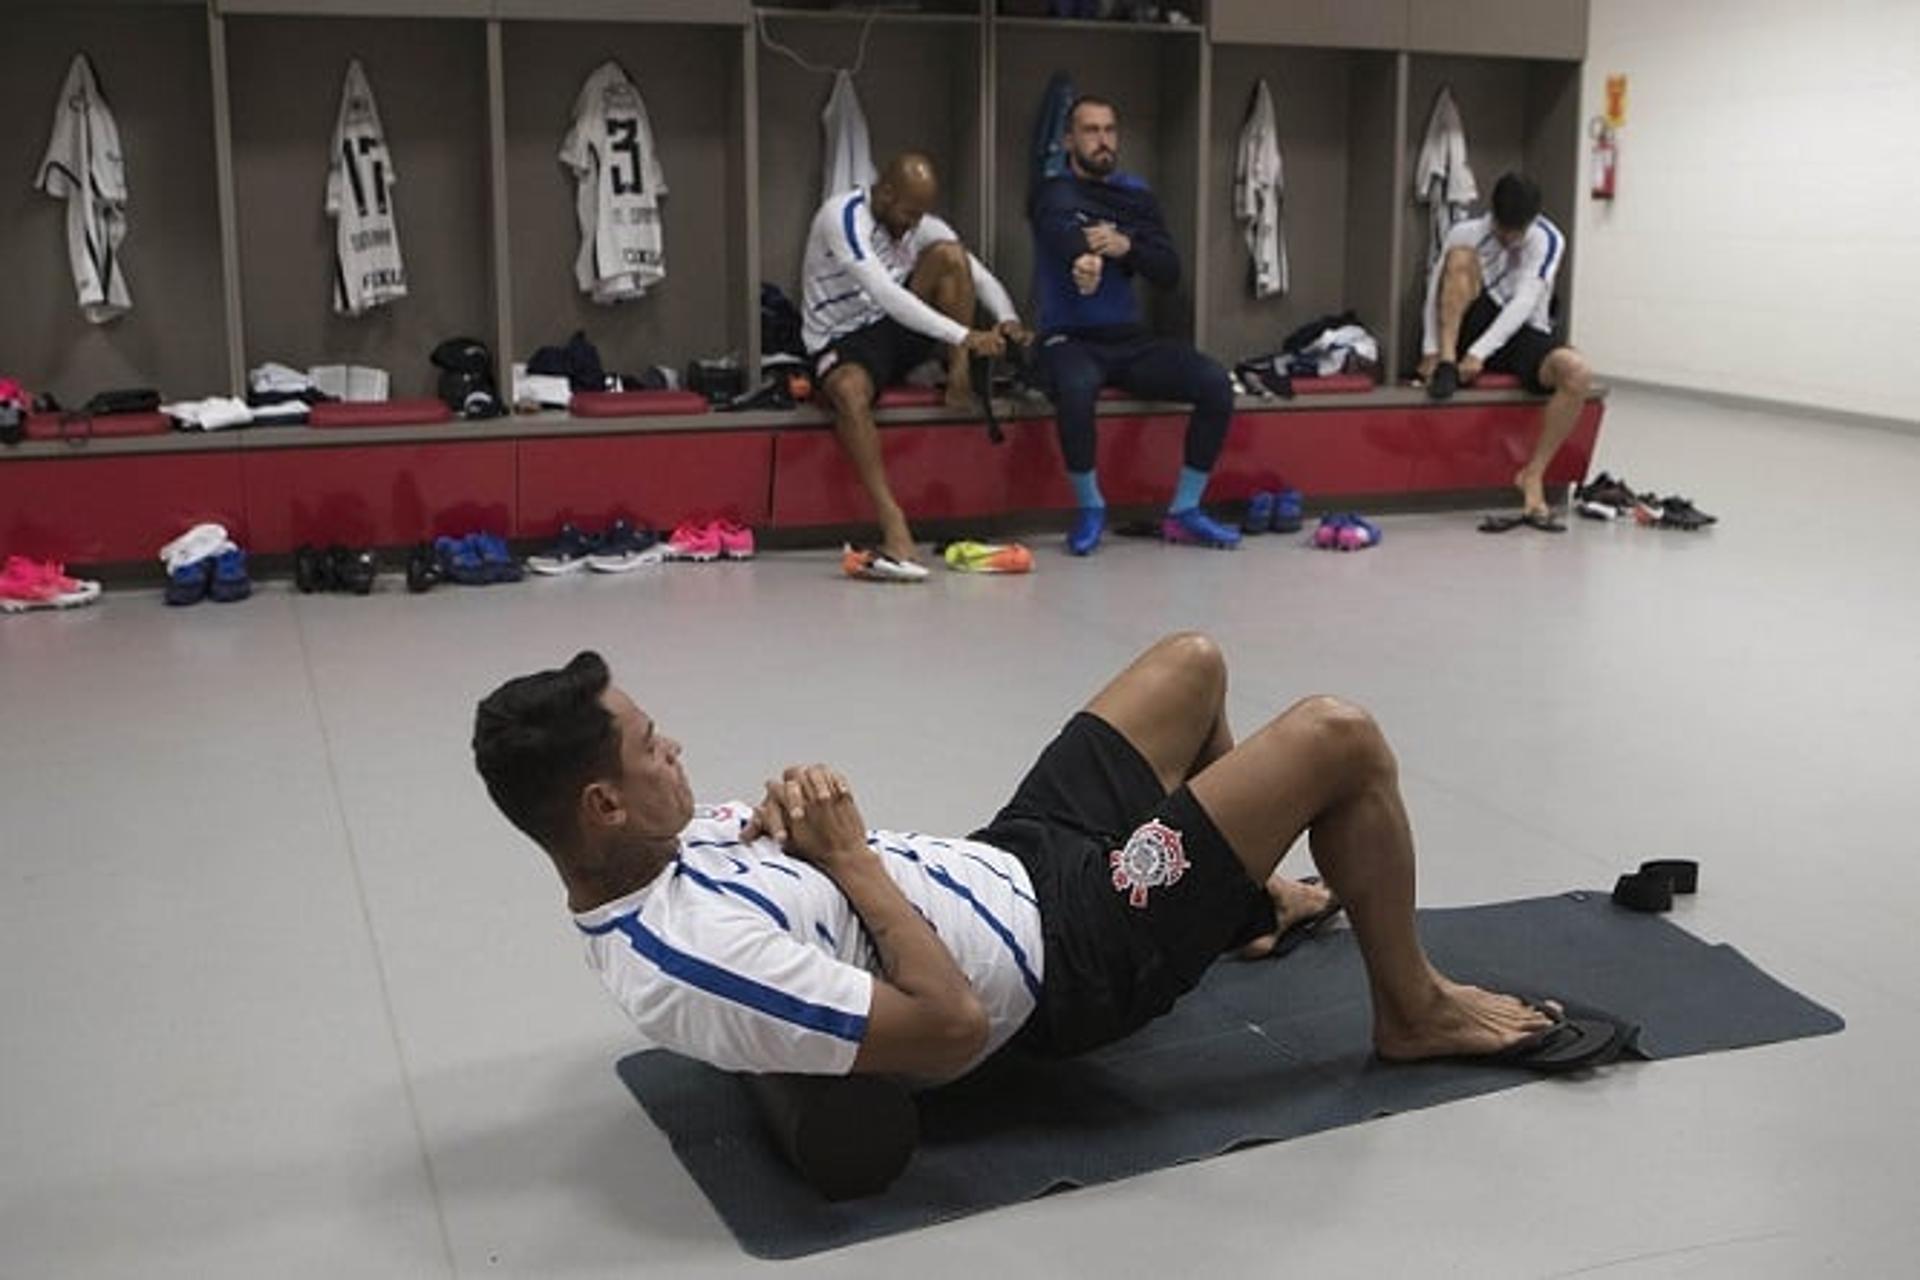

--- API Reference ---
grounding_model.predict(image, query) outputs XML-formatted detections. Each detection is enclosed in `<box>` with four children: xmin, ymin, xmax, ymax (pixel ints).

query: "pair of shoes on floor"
<box><xmin>1576</xmin><ymin>472</ymin><xmax>1718</xmax><ymax>530</ymax></box>
<box><xmin>665</xmin><ymin>518</ymin><xmax>755</xmax><ymax>563</ymax></box>
<box><xmin>1573</xmin><ymin>470</ymin><xmax>1643</xmax><ymax>519</ymax></box>
<box><xmin>166</xmin><ymin>547</ymin><xmax>251</xmax><ymax>604</ymax></box>
<box><xmin>1161</xmin><ymin>507</ymin><xmax>1242</xmax><ymax>549</ymax></box>
<box><xmin>0</xmin><ymin>555</ymin><xmax>102</xmax><ymax>613</ymax></box>
<box><xmin>1244</xmin><ymin>487</ymin><xmax>1304</xmax><ymax>535</ymax></box>
<box><xmin>294</xmin><ymin>544</ymin><xmax>378</xmax><ymax>595</ymax></box>
<box><xmin>842</xmin><ymin>545</ymin><xmax>930</xmax><ymax>582</ymax></box>
<box><xmin>939</xmin><ymin>540</ymin><xmax>1034</xmax><ymax>574</ymax></box>
<box><xmin>526</xmin><ymin>520</ymin><xmax>664</xmax><ymax>575</ymax></box>
<box><xmin>1312</xmin><ymin>513</ymin><xmax>1382</xmax><ymax>551</ymax></box>
<box><xmin>1640</xmin><ymin>494</ymin><xmax>1717</xmax><ymax>531</ymax></box>
<box><xmin>432</xmin><ymin>532</ymin><xmax>522</xmax><ymax>587</ymax></box>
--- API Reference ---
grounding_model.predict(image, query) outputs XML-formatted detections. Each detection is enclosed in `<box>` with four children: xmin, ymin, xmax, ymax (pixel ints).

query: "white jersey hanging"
<box><xmin>36</xmin><ymin>54</ymin><xmax>132</xmax><ymax>324</ymax></box>
<box><xmin>561</xmin><ymin>61</ymin><xmax>667</xmax><ymax>305</ymax></box>
<box><xmin>326</xmin><ymin>60</ymin><xmax>406</xmax><ymax>316</ymax></box>
<box><xmin>1233</xmin><ymin>77</ymin><xmax>1287</xmax><ymax>299</ymax></box>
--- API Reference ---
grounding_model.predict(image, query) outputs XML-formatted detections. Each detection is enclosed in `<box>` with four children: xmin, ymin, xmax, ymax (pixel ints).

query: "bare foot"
<box><xmin>943</xmin><ymin>378</ymin><xmax>974</xmax><ymax>410</ymax></box>
<box><xmin>1373</xmin><ymin>977</ymin><xmax>1559</xmax><ymax>1061</ymax></box>
<box><xmin>1514</xmin><ymin>467</ymin><xmax>1549</xmax><ymax>519</ymax></box>
<box><xmin>1237</xmin><ymin>874</ymin><xmax>1338</xmax><ymax>960</ymax></box>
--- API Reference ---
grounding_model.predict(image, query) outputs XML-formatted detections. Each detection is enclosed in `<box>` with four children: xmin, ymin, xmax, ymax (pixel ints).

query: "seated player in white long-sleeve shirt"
<box><xmin>1419</xmin><ymin>172</ymin><xmax>1596</xmax><ymax>528</ymax></box>
<box><xmin>472</xmin><ymin>638</ymin><xmax>1602</xmax><ymax>1090</ymax></box>
<box><xmin>802</xmin><ymin>152</ymin><xmax>1030</xmax><ymax>577</ymax></box>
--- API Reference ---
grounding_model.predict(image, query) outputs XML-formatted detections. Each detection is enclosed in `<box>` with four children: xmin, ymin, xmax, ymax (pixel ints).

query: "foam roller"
<box><xmin>743</xmin><ymin>1072</ymin><xmax>918</xmax><ymax>1201</ymax></box>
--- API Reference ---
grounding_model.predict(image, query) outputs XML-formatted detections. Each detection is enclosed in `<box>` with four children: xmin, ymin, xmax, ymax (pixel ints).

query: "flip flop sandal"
<box><xmin>1521</xmin><ymin>511</ymin><xmax>1568</xmax><ymax>533</ymax></box>
<box><xmin>1265</xmin><ymin>875</ymin><xmax>1345</xmax><ymax>959</ymax></box>
<box><xmin>1409</xmin><ymin>997</ymin><xmax>1630</xmax><ymax>1074</ymax></box>
<box><xmin>1478</xmin><ymin>514</ymin><xmax>1526</xmax><ymax>534</ymax></box>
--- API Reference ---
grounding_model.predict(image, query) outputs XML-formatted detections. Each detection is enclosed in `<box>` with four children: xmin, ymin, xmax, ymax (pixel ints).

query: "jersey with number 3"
<box><xmin>561</xmin><ymin>62</ymin><xmax>667</xmax><ymax>304</ymax></box>
<box><xmin>325</xmin><ymin>60</ymin><xmax>406</xmax><ymax>316</ymax></box>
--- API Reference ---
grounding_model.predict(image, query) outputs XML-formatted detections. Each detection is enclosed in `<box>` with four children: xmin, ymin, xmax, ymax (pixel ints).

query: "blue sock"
<box><xmin>1069</xmin><ymin>469</ymin><xmax>1105</xmax><ymax>510</ymax></box>
<box><xmin>1169</xmin><ymin>466</ymin><xmax>1210</xmax><ymax>515</ymax></box>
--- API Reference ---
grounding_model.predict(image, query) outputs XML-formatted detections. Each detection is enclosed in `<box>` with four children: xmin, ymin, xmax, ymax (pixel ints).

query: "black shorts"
<box><xmin>1460</xmin><ymin>291</ymin><xmax>1564</xmax><ymax>394</ymax></box>
<box><xmin>971</xmin><ymin>712</ymin><xmax>1274</xmax><ymax>1058</ymax></box>
<box><xmin>812</xmin><ymin>318</ymin><xmax>938</xmax><ymax>390</ymax></box>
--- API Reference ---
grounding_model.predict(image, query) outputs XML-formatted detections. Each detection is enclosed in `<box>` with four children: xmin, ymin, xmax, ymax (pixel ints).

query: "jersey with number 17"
<box><xmin>561</xmin><ymin>62</ymin><xmax>666</xmax><ymax>304</ymax></box>
<box><xmin>326</xmin><ymin>59</ymin><xmax>406</xmax><ymax>316</ymax></box>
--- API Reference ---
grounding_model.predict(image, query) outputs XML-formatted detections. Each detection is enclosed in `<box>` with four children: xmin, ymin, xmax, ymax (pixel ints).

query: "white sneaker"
<box><xmin>841</xmin><ymin>545</ymin><xmax>929</xmax><ymax>583</ymax></box>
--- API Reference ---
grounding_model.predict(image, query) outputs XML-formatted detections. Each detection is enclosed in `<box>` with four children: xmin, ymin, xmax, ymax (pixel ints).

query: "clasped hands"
<box><xmin>743</xmin><ymin>764</ymin><xmax>871</xmax><ymax>867</ymax></box>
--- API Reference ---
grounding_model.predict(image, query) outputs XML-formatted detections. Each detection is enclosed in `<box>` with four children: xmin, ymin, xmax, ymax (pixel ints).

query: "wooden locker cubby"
<box><xmin>225</xmin><ymin>13</ymin><xmax>493</xmax><ymax>400</ymax></box>
<box><xmin>501</xmin><ymin>18</ymin><xmax>750</xmax><ymax>380</ymax></box>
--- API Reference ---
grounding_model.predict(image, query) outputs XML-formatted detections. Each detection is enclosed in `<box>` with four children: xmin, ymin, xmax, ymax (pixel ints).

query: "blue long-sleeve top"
<box><xmin>1029</xmin><ymin>172</ymin><xmax>1182</xmax><ymax>337</ymax></box>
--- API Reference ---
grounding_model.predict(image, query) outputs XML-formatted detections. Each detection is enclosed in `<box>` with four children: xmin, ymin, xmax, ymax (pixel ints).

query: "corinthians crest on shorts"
<box><xmin>1110</xmin><ymin>819</ymin><xmax>1189</xmax><ymax>908</ymax></box>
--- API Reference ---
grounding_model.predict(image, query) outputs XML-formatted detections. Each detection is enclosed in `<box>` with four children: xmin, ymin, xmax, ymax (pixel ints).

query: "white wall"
<box><xmin>1573</xmin><ymin>0</ymin><xmax>1920</xmax><ymax>422</ymax></box>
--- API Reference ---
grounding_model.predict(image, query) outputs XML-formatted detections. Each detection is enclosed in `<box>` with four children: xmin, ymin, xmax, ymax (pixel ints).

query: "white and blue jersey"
<box><xmin>573</xmin><ymin>802</ymin><xmax>1042</xmax><ymax>1084</ymax></box>
<box><xmin>799</xmin><ymin>187</ymin><xmax>1018</xmax><ymax>354</ymax></box>
<box><xmin>1421</xmin><ymin>212</ymin><xmax>1565</xmax><ymax>361</ymax></box>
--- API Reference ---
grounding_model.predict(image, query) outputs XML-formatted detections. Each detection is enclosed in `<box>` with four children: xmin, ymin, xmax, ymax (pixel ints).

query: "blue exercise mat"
<box><xmin>616</xmin><ymin>891</ymin><xmax>1843</xmax><ymax>1259</ymax></box>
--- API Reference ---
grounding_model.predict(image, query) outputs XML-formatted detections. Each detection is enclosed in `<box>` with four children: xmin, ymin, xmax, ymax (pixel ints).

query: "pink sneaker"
<box><xmin>0</xmin><ymin>556</ymin><xmax>102</xmax><ymax>612</ymax></box>
<box><xmin>667</xmin><ymin>519</ymin><xmax>722</xmax><ymax>562</ymax></box>
<box><xmin>713</xmin><ymin>519</ymin><xmax>755</xmax><ymax>560</ymax></box>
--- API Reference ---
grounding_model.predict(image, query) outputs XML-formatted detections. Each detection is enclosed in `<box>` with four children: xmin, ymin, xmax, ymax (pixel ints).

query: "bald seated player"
<box><xmin>802</xmin><ymin>153</ymin><xmax>1031</xmax><ymax>580</ymax></box>
<box><xmin>473</xmin><ymin>634</ymin><xmax>1611</xmax><ymax>1086</ymax></box>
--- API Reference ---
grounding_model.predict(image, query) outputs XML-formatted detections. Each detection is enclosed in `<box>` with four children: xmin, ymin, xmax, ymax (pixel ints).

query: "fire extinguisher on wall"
<box><xmin>1589</xmin><ymin>117</ymin><xmax>1618</xmax><ymax>200</ymax></box>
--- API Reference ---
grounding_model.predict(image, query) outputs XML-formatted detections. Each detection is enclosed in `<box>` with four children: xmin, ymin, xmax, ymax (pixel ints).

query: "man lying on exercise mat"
<box><xmin>473</xmin><ymin>634</ymin><xmax>1623</xmax><ymax>1084</ymax></box>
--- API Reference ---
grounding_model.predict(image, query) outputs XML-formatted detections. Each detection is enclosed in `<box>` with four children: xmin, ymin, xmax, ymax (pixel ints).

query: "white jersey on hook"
<box><xmin>326</xmin><ymin>60</ymin><xmax>407</xmax><ymax>316</ymax></box>
<box><xmin>1412</xmin><ymin>86</ymin><xmax>1478</xmax><ymax>274</ymax></box>
<box><xmin>821</xmin><ymin>70</ymin><xmax>875</xmax><ymax>204</ymax></box>
<box><xmin>1233</xmin><ymin>77</ymin><xmax>1287</xmax><ymax>299</ymax></box>
<box><xmin>36</xmin><ymin>54</ymin><xmax>132</xmax><ymax>323</ymax></box>
<box><xmin>562</xmin><ymin>61</ymin><xmax>668</xmax><ymax>305</ymax></box>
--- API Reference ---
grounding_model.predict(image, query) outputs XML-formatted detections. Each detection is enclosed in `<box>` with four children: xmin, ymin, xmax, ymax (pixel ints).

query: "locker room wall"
<box><xmin>755</xmin><ymin>16</ymin><xmax>986</xmax><ymax>309</ymax></box>
<box><xmin>226</xmin><ymin>15</ymin><xmax>492</xmax><ymax>400</ymax></box>
<box><xmin>1</xmin><ymin>4</ymin><xmax>229</xmax><ymax>408</ymax></box>
<box><xmin>1573</xmin><ymin>0</ymin><xmax>1919</xmax><ymax>423</ymax></box>
<box><xmin>1205</xmin><ymin>45</ymin><xmax>1363</xmax><ymax>365</ymax></box>
<box><xmin>992</xmin><ymin>26</ymin><xmax>1203</xmax><ymax>341</ymax></box>
<box><xmin>502</xmin><ymin>21</ymin><xmax>745</xmax><ymax>378</ymax></box>
<box><xmin>1398</xmin><ymin>54</ymin><xmax>1580</xmax><ymax>375</ymax></box>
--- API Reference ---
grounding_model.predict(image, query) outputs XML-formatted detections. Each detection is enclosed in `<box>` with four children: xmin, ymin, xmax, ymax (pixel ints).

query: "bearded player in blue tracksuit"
<box><xmin>1030</xmin><ymin>95</ymin><xmax>1240</xmax><ymax>556</ymax></box>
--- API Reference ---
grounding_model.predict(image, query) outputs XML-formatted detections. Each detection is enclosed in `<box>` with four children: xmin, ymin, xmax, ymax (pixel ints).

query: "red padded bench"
<box><xmin>309</xmin><ymin>398</ymin><xmax>454</xmax><ymax>428</ymax></box>
<box><xmin>24</xmin><ymin>410</ymin><xmax>171</xmax><ymax>440</ymax></box>
<box><xmin>570</xmin><ymin>389</ymin><xmax>711</xmax><ymax>417</ymax></box>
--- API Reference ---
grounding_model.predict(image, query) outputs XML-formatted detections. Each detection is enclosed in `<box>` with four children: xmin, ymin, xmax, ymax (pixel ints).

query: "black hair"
<box><xmin>1067</xmin><ymin>94</ymin><xmax>1118</xmax><ymax>128</ymax></box>
<box><xmin>472</xmin><ymin>651</ymin><xmax>622</xmax><ymax>852</ymax></box>
<box><xmin>1491</xmin><ymin>172</ymin><xmax>1543</xmax><ymax>231</ymax></box>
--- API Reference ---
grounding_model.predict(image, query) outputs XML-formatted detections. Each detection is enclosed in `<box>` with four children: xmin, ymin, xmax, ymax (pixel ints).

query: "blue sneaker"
<box><xmin>209</xmin><ymin>549</ymin><xmax>252</xmax><ymax>603</ymax></box>
<box><xmin>1066</xmin><ymin>506</ymin><xmax>1106</xmax><ymax>556</ymax></box>
<box><xmin>1162</xmin><ymin>507</ymin><xmax>1241</xmax><ymax>549</ymax></box>
<box><xmin>437</xmin><ymin>535</ymin><xmax>489</xmax><ymax>586</ymax></box>
<box><xmin>1274</xmin><ymin>487</ymin><xmax>1304</xmax><ymax>534</ymax></box>
<box><xmin>164</xmin><ymin>557</ymin><xmax>213</xmax><ymax>606</ymax></box>
<box><xmin>474</xmin><ymin>533</ymin><xmax>523</xmax><ymax>583</ymax></box>
<box><xmin>1244</xmin><ymin>490</ymin><xmax>1276</xmax><ymax>535</ymax></box>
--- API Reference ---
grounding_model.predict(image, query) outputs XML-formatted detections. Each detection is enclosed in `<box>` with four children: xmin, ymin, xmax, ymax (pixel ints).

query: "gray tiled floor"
<box><xmin>4</xmin><ymin>387</ymin><xmax>1917</xmax><ymax>1278</ymax></box>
